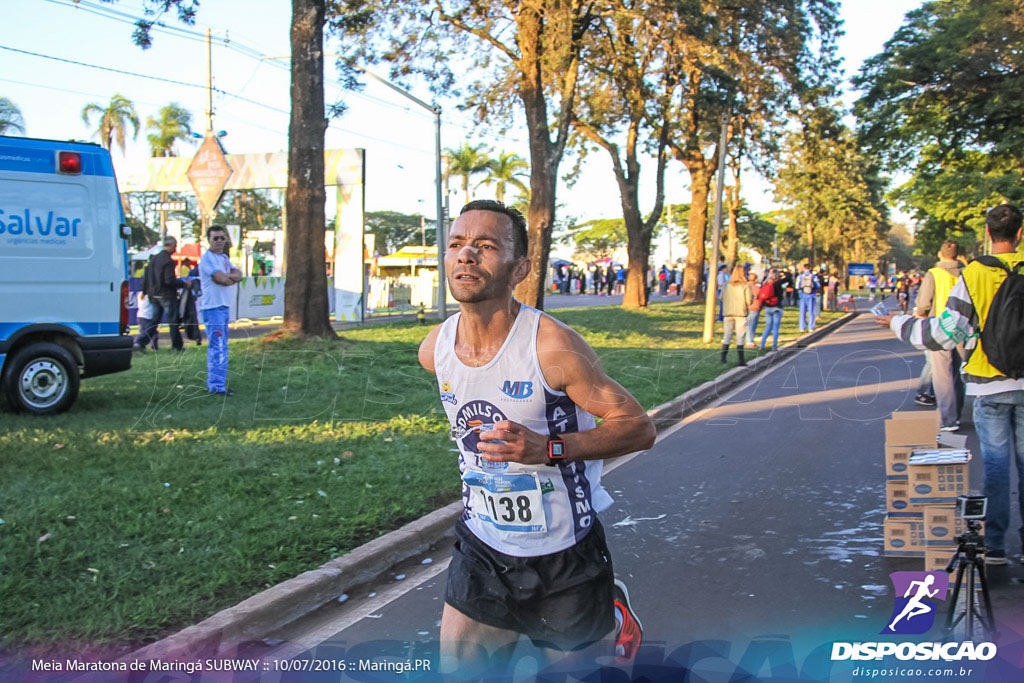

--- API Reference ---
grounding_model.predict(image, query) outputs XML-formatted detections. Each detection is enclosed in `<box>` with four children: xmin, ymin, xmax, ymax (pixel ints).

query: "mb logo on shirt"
<box><xmin>500</xmin><ymin>380</ymin><xmax>534</xmax><ymax>400</ymax></box>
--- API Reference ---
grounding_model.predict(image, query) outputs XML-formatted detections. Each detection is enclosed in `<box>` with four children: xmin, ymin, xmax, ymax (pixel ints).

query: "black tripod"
<box><xmin>943</xmin><ymin>520</ymin><xmax>996</xmax><ymax>640</ymax></box>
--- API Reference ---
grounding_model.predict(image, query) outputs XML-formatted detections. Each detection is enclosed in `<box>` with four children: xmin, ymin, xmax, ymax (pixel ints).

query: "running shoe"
<box><xmin>914</xmin><ymin>394</ymin><xmax>936</xmax><ymax>406</ymax></box>
<box><xmin>940</xmin><ymin>423</ymin><xmax>960</xmax><ymax>432</ymax></box>
<box><xmin>613</xmin><ymin>578</ymin><xmax>643</xmax><ymax>663</ymax></box>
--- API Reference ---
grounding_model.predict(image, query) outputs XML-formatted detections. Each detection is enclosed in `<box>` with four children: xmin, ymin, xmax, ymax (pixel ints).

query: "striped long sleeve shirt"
<box><xmin>888</xmin><ymin>275</ymin><xmax>1024</xmax><ymax>397</ymax></box>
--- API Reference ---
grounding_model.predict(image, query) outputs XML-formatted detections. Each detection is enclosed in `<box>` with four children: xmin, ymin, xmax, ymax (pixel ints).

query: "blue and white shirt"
<box><xmin>434</xmin><ymin>304</ymin><xmax>613</xmax><ymax>557</ymax></box>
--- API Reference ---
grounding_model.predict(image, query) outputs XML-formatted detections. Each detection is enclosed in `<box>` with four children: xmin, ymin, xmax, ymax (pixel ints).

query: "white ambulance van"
<box><xmin>0</xmin><ymin>135</ymin><xmax>133</xmax><ymax>414</ymax></box>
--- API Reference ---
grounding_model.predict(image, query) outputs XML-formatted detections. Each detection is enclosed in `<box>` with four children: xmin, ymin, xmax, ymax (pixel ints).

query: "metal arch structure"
<box><xmin>120</xmin><ymin>149</ymin><xmax>368</xmax><ymax>322</ymax></box>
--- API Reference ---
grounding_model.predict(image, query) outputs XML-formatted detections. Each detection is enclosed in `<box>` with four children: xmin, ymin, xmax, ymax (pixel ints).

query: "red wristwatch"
<box><xmin>547</xmin><ymin>438</ymin><xmax>566</xmax><ymax>466</ymax></box>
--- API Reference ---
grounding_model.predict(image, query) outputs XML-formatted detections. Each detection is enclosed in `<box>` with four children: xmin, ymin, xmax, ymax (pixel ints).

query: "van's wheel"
<box><xmin>2</xmin><ymin>343</ymin><xmax>80</xmax><ymax>415</ymax></box>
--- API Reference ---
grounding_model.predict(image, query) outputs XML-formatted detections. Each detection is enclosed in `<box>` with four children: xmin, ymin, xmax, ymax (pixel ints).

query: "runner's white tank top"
<box><xmin>434</xmin><ymin>304</ymin><xmax>613</xmax><ymax>557</ymax></box>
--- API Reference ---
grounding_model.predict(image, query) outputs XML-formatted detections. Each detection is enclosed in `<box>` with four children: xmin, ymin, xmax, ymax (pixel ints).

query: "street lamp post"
<box><xmin>357</xmin><ymin>70</ymin><xmax>447</xmax><ymax>320</ymax></box>
<box><xmin>702</xmin><ymin>113</ymin><xmax>730</xmax><ymax>345</ymax></box>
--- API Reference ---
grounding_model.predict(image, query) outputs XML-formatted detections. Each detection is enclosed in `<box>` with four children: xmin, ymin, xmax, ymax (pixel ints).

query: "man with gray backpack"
<box><xmin>876</xmin><ymin>204</ymin><xmax>1024</xmax><ymax>565</ymax></box>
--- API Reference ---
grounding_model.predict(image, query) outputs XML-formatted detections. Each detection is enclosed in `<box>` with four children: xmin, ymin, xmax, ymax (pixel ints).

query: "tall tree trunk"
<box><xmin>282</xmin><ymin>0</ymin><xmax>333</xmax><ymax>338</ymax></box>
<box><xmin>681</xmin><ymin>160</ymin><xmax>711</xmax><ymax>302</ymax></box>
<box><xmin>617</xmin><ymin>178</ymin><xmax>651</xmax><ymax>309</ymax></box>
<box><xmin>509</xmin><ymin>4</ymin><xmax>587</xmax><ymax>311</ymax></box>
<box><xmin>806</xmin><ymin>222</ymin><xmax>815</xmax><ymax>269</ymax></box>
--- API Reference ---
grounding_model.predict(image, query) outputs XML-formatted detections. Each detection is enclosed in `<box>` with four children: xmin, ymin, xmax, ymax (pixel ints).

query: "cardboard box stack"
<box><xmin>882</xmin><ymin>411</ymin><xmax>975</xmax><ymax>566</ymax></box>
<box><xmin>883</xmin><ymin>411</ymin><xmax>939</xmax><ymax>558</ymax></box>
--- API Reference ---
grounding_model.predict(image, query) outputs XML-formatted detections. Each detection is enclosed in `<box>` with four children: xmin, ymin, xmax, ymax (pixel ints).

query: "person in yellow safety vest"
<box><xmin>913</xmin><ymin>240</ymin><xmax>965</xmax><ymax>430</ymax></box>
<box><xmin>877</xmin><ymin>204</ymin><xmax>1024</xmax><ymax>565</ymax></box>
<box><xmin>417</xmin><ymin>302</ymin><xmax>427</xmax><ymax>325</ymax></box>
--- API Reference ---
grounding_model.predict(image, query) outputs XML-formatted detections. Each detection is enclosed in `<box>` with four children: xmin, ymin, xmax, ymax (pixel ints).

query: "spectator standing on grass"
<box><xmin>135</xmin><ymin>292</ymin><xmax>158</xmax><ymax>350</ymax></box>
<box><xmin>876</xmin><ymin>204</ymin><xmax>1024</xmax><ymax>565</ymax></box>
<box><xmin>133</xmin><ymin>236</ymin><xmax>189</xmax><ymax>353</ymax></box>
<box><xmin>721</xmin><ymin>265</ymin><xmax>752</xmax><ymax>366</ymax></box>
<box><xmin>199</xmin><ymin>225</ymin><xmax>242</xmax><ymax>397</ymax></box>
<box><xmin>779</xmin><ymin>268</ymin><xmax>795</xmax><ymax>307</ymax></box>
<box><xmin>744</xmin><ymin>270</ymin><xmax>762</xmax><ymax>348</ymax></box>
<box><xmin>758</xmin><ymin>269</ymin><xmax>784</xmax><ymax>351</ymax></box>
<box><xmin>914</xmin><ymin>240</ymin><xmax>966</xmax><ymax>431</ymax></box>
<box><xmin>715</xmin><ymin>264</ymin><xmax>729</xmax><ymax>321</ymax></box>
<box><xmin>418</xmin><ymin>200</ymin><xmax>651</xmax><ymax>673</ymax></box>
<box><xmin>796</xmin><ymin>263</ymin><xmax>821</xmax><ymax>332</ymax></box>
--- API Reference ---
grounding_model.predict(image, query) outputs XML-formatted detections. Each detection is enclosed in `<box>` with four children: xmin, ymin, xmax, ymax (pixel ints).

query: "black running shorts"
<box><xmin>445</xmin><ymin>518</ymin><xmax>616</xmax><ymax>651</ymax></box>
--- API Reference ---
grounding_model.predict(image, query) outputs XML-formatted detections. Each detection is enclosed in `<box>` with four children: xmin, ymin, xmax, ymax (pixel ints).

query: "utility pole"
<box><xmin>702</xmin><ymin>114</ymin><xmax>730</xmax><ymax>345</ymax></box>
<box><xmin>206</xmin><ymin>28</ymin><xmax>214</xmax><ymax>135</ymax></box>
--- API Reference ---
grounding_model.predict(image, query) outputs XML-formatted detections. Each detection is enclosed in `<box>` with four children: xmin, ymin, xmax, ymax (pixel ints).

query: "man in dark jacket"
<box><xmin>134</xmin><ymin>236</ymin><xmax>191</xmax><ymax>352</ymax></box>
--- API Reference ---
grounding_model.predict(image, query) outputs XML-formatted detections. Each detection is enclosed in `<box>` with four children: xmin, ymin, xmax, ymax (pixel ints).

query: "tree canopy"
<box><xmin>854</xmin><ymin>0</ymin><xmax>1024</xmax><ymax>252</ymax></box>
<box><xmin>774</xmin><ymin>105</ymin><xmax>888</xmax><ymax>270</ymax></box>
<box><xmin>81</xmin><ymin>93</ymin><xmax>139</xmax><ymax>155</ymax></box>
<box><xmin>365</xmin><ymin>210</ymin><xmax>436</xmax><ymax>255</ymax></box>
<box><xmin>146</xmin><ymin>103</ymin><xmax>193</xmax><ymax>157</ymax></box>
<box><xmin>0</xmin><ymin>97</ymin><xmax>25</xmax><ymax>135</ymax></box>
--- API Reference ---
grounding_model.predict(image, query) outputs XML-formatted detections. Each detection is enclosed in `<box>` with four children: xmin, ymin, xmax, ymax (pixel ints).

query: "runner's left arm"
<box><xmin>478</xmin><ymin>316</ymin><xmax>656</xmax><ymax>465</ymax></box>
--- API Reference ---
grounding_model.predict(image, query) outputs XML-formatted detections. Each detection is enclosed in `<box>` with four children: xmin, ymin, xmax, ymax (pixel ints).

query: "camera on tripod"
<box><xmin>955</xmin><ymin>494</ymin><xmax>987</xmax><ymax>521</ymax></box>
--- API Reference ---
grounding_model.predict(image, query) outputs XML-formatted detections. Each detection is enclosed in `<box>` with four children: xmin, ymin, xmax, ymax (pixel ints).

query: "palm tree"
<box><xmin>146</xmin><ymin>103</ymin><xmax>193</xmax><ymax>157</ymax></box>
<box><xmin>81</xmin><ymin>94</ymin><xmax>139</xmax><ymax>155</ymax></box>
<box><xmin>480</xmin><ymin>152</ymin><xmax>529</xmax><ymax>204</ymax></box>
<box><xmin>445</xmin><ymin>142</ymin><xmax>492</xmax><ymax>205</ymax></box>
<box><xmin>0</xmin><ymin>97</ymin><xmax>25</xmax><ymax>135</ymax></box>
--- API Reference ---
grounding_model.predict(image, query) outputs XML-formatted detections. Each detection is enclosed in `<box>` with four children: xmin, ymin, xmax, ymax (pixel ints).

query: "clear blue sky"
<box><xmin>2</xmin><ymin>0</ymin><xmax>924</xmax><ymax>229</ymax></box>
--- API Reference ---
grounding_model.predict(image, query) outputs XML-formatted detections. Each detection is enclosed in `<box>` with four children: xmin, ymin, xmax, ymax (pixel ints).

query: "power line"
<box><xmin>19</xmin><ymin>3</ymin><xmax>530</xmax><ymax>150</ymax></box>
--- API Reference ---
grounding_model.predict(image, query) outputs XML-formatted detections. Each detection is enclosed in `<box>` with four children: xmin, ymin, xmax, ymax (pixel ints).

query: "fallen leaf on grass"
<box><xmin>86</xmin><ymin>568</ymin><xmax>99</xmax><ymax>574</ymax></box>
<box><xmin>341</xmin><ymin>451</ymin><xmax>354</xmax><ymax>459</ymax></box>
<box><xmin>288</xmin><ymin>516</ymin><xmax>298</xmax><ymax>521</ymax></box>
<box><xmin>160</xmin><ymin>432</ymin><xmax>174</xmax><ymax>442</ymax></box>
<box><xmin>53</xmin><ymin>444</ymin><xmax>64</xmax><ymax>450</ymax></box>
<box><xmin>37</xmin><ymin>533</ymin><xmax>51</xmax><ymax>544</ymax></box>
<box><xmin>317</xmin><ymin>490</ymin><xmax>327</xmax><ymax>497</ymax></box>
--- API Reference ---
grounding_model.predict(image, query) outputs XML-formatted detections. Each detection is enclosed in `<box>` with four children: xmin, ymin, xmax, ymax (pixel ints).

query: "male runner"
<box><xmin>418</xmin><ymin>200</ymin><xmax>655</xmax><ymax>673</ymax></box>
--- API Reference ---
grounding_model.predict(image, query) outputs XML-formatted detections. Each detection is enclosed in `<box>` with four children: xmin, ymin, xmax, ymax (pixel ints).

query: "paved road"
<box><xmin>252</xmin><ymin>312</ymin><xmax>1022</xmax><ymax>680</ymax></box>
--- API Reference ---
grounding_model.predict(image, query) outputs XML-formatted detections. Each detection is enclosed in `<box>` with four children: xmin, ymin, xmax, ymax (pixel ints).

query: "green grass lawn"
<box><xmin>0</xmin><ymin>301</ymin><xmax>842</xmax><ymax>652</ymax></box>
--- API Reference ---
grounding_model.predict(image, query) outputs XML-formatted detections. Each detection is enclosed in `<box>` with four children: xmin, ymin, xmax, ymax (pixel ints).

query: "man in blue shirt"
<box><xmin>198</xmin><ymin>225</ymin><xmax>241</xmax><ymax>396</ymax></box>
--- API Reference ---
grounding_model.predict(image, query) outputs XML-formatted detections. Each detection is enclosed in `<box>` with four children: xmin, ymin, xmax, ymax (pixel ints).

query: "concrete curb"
<box><xmin>129</xmin><ymin>309</ymin><xmax>858</xmax><ymax>661</ymax></box>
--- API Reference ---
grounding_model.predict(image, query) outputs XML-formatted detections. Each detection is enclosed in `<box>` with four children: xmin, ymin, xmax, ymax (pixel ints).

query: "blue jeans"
<box><xmin>973</xmin><ymin>391</ymin><xmax>1024</xmax><ymax>553</ymax></box>
<box><xmin>745</xmin><ymin>309</ymin><xmax>761</xmax><ymax>345</ymax></box>
<box><xmin>201</xmin><ymin>306</ymin><xmax>230</xmax><ymax>392</ymax></box>
<box><xmin>930</xmin><ymin>348</ymin><xmax>964</xmax><ymax>428</ymax></box>
<box><xmin>917</xmin><ymin>352</ymin><xmax>934</xmax><ymax>398</ymax></box>
<box><xmin>760</xmin><ymin>307</ymin><xmax>782</xmax><ymax>350</ymax></box>
<box><xmin>798</xmin><ymin>293</ymin><xmax>816</xmax><ymax>331</ymax></box>
<box><xmin>135</xmin><ymin>295</ymin><xmax>182</xmax><ymax>350</ymax></box>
